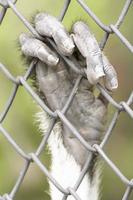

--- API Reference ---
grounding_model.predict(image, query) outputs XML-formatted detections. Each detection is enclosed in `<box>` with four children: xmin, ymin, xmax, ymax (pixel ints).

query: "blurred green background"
<box><xmin>0</xmin><ymin>0</ymin><xmax>133</xmax><ymax>200</ymax></box>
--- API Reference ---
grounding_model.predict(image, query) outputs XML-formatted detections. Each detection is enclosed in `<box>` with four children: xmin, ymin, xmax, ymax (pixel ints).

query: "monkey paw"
<box><xmin>19</xmin><ymin>13</ymin><xmax>118</xmax><ymax>166</ymax></box>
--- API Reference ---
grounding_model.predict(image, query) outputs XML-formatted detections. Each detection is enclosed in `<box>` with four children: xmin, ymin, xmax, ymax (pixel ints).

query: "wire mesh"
<box><xmin>0</xmin><ymin>0</ymin><xmax>133</xmax><ymax>200</ymax></box>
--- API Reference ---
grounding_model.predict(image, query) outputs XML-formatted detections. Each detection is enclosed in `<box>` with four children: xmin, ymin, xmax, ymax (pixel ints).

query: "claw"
<box><xmin>35</xmin><ymin>13</ymin><xmax>75</xmax><ymax>56</ymax></box>
<box><xmin>19</xmin><ymin>33</ymin><xmax>59</xmax><ymax>66</ymax></box>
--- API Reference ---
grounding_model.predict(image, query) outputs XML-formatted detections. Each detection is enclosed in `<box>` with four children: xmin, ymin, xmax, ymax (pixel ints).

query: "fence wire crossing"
<box><xmin>0</xmin><ymin>0</ymin><xmax>133</xmax><ymax>200</ymax></box>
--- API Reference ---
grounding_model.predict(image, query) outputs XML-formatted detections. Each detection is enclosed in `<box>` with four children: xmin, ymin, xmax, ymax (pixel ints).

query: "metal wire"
<box><xmin>0</xmin><ymin>0</ymin><xmax>133</xmax><ymax>200</ymax></box>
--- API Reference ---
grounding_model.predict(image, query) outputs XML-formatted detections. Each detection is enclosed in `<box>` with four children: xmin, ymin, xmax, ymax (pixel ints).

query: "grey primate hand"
<box><xmin>19</xmin><ymin>13</ymin><xmax>118</xmax><ymax>167</ymax></box>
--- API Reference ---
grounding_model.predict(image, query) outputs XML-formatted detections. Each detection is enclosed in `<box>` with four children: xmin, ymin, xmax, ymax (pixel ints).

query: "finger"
<box><xmin>19</xmin><ymin>33</ymin><xmax>59</xmax><ymax>66</ymax></box>
<box><xmin>72</xmin><ymin>21</ymin><xmax>105</xmax><ymax>85</ymax></box>
<box><xmin>85</xmin><ymin>54</ymin><xmax>104</xmax><ymax>85</ymax></box>
<box><xmin>35</xmin><ymin>13</ymin><xmax>75</xmax><ymax>56</ymax></box>
<box><xmin>102</xmin><ymin>54</ymin><xmax>118</xmax><ymax>91</ymax></box>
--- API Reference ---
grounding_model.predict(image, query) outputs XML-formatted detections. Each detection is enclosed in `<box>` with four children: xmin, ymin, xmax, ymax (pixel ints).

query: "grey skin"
<box><xmin>35</xmin><ymin>60</ymin><xmax>107</xmax><ymax>170</ymax></box>
<box><xmin>19</xmin><ymin>13</ymin><xmax>117</xmax><ymax>182</ymax></box>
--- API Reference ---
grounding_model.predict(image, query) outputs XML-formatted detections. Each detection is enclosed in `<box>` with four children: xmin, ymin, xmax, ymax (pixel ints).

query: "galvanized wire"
<box><xmin>0</xmin><ymin>0</ymin><xmax>133</xmax><ymax>200</ymax></box>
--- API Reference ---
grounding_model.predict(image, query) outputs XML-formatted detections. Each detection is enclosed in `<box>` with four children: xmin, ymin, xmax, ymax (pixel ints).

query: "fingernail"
<box><xmin>86</xmin><ymin>66</ymin><xmax>99</xmax><ymax>85</ymax></box>
<box><xmin>62</xmin><ymin>38</ymin><xmax>75</xmax><ymax>55</ymax></box>
<box><xmin>48</xmin><ymin>55</ymin><xmax>59</xmax><ymax>66</ymax></box>
<box><xmin>86</xmin><ymin>57</ymin><xmax>105</xmax><ymax>85</ymax></box>
<box><xmin>37</xmin><ymin>47</ymin><xmax>59</xmax><ymax>66</ymax></box>
<box><xmin>19</xmin><ymin>33</ymin><xmax>28</xmax><ymax>45</ymax></box>
<box><xmin>102</xmin><ymin>54</ymin><xmax>118</xmax><ymax>90</ymax></box>
<box><xmin>109</xmin><ymin>77</ymin><xmax>118</xmax><ymax>90</ymax></box>
<box><xmin>95</xmin><ymin>64</ymin><xmax>105</xmax><ymax>79</ymax></box>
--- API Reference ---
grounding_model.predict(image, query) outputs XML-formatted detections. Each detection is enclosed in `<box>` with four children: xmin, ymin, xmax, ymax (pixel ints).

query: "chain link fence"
<box><xmin>0</xmin><ymin>0</ymin><xmax>133</xmax><ymax>200</ymax></box>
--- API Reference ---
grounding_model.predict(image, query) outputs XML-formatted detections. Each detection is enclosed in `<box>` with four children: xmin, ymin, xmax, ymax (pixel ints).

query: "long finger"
<box><xmin>102</xmin><ymin>54</ymin><xmax>118</xmax><ymax>91</ymax></box>
<box><xmin>34</xmin><ymin>13</ymin><xmax>75</xmax><ymax>56</ymax></box>
<box><xmin>19</xmin><ymin>33</ymin><xmax>59</xmax><ymax>66</ymax></box>
<box><xmin>72</xmin><ymin>21</ymin><xmax>105</xmax><ymax>85</ymax></box>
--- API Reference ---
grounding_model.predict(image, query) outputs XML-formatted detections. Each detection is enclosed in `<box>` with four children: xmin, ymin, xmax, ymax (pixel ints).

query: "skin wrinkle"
<box><xmin>19</xmin><ymin>13</ymin><xmax>118</xmax><ymax>200</ymax></box>
<box><xmin>35</xmin><ymin>59</ymin><xmax>107</xmax><ymax>170</ymax></box>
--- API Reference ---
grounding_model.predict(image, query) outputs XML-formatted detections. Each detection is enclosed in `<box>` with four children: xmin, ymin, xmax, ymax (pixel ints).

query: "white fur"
<box><xmin>37</xmin><ymin>111</ymin><xmax>100</xmax><ymax>200</ymax></box>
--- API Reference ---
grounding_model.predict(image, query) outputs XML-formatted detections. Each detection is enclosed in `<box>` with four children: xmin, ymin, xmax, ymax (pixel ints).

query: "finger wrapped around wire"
<box><xmin>72</xmin><ymin>21</ymin><xmax>118</xmax><ymax>91</ymax></box>
<box><xmin>35</xmin><ymin>13</ymin><xmax>75</xmax><ymax>56</ymax></box>
<box><xmin>19</xmin><ymin>13</ymin><xmax>118</xmax><ymax>92</ymax></box>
